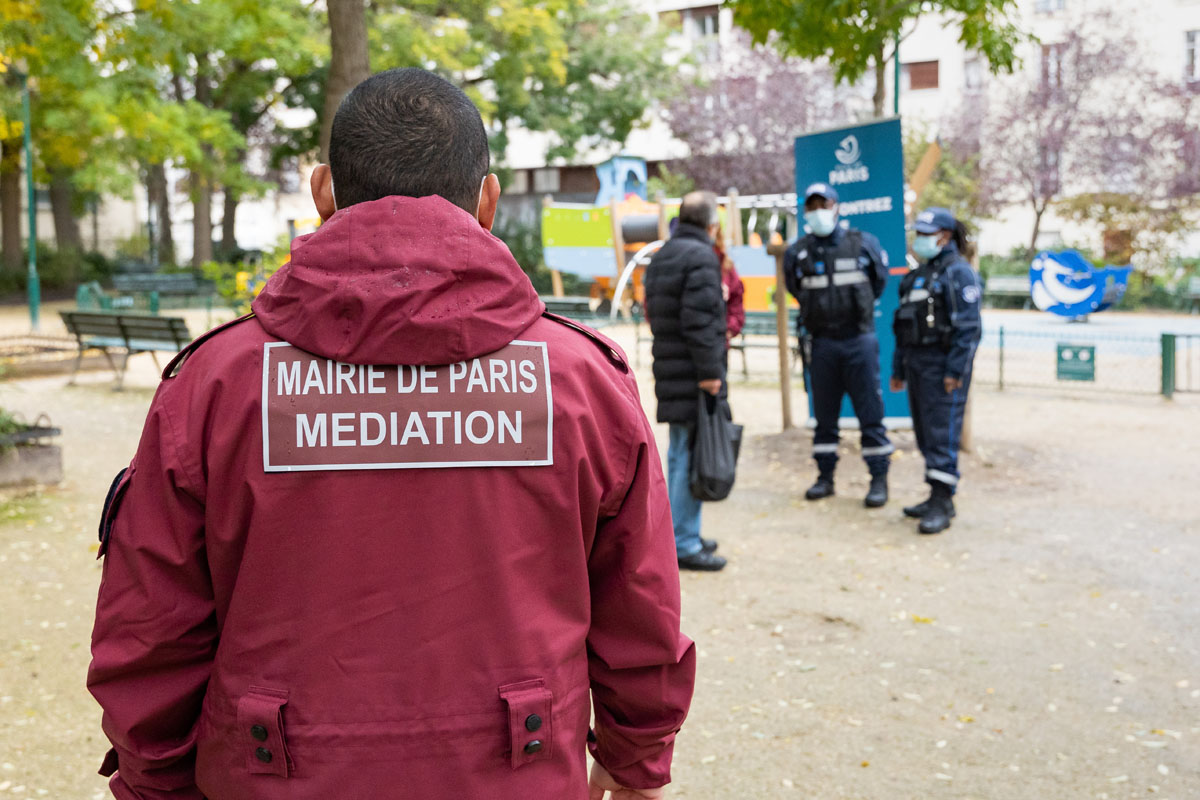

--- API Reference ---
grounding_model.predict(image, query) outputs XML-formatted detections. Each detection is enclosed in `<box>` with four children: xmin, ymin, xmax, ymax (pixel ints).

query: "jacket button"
<box><xmin>250</xmin><ymin>725</ymin><xmax>268</xmax><ymax>742</ymax></box>
<box><xmin>523</xmin><ymin>740</ymin><xmax>543</xmax><ymax>755</ymax></box>
<box><xmin>524</xmin><ymin>714</ymin><xmax>542</xmax><ymax>732</ymax></box>
<box><xmin>255</xmin><ymin>747</ymin><xmax>273</xmax><ymax>764</ymax></box>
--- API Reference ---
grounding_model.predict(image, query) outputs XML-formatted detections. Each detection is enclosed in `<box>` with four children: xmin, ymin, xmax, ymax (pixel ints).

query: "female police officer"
<box><xmin>890</xmin><ymin>207</ymin><xmax>982</xmax><ymax>534</ymax></box>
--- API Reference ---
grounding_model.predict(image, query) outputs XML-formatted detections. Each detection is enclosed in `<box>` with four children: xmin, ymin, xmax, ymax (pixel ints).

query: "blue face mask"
<box><xmin>804</xmin><ymin>209</ymin><xmax>838</xmax><ymax>237</ymax></box>
<box><xmin>912</xmin><ymin>234</ymin><xmax>943</xmax><ymax>261</ymax></box>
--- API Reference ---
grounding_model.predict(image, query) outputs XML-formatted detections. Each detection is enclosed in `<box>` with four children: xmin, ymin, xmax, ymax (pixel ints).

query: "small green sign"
<box><xmin>1057</xmin><ymin>343</ymin><xmax>1096</xmax><ymax>381</ymax></box>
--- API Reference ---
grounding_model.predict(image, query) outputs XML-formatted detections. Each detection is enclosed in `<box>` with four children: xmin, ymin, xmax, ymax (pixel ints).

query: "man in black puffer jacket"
<box><xmin>645</xmin><ymin>191</ymin><xmax>728</xmax><ymax>572</ymax></box>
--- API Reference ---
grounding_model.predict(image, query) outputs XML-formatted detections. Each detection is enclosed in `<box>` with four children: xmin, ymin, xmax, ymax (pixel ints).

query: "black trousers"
<box><xmin>809</xmin><ymin>333</ymin><xmax>891</xmax><ymax>477</ymax></box>
<box><xmin>904</xmin><ymin>346</ymin><xmax>974</xmax><ymax>491</ymax></box>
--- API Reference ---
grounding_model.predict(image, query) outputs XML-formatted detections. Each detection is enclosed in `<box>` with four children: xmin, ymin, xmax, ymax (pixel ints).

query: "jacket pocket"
<box><xmin>97</xmin><ymin>466</ymin><xmax>134</xmax><ymax>559</ymax></box>
<box><xmin>237</xmin><ymin>687</ymin><xmax>293</xmax><ymax>778</ymax></box>
<box><xmin>499</xmin><ymin>679</ymin><xmax>553</xmax><ymax>769</ymax></box>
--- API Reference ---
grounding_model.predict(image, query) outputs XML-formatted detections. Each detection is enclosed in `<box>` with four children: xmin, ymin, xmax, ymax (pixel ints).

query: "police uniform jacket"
<box><xmin>87</xmin><ymin>196</ymin><xmax>696</xmax><ymax>800</ymax></box>
<box><xmin>892</xmin><ymin>241</ymin><xmax>983</xmax><ymax>380</ymax></box>
<box><xmin>643</xmin><ymin>222</ymin><xmax>727</xmax><ymax>424</ymax></box>
<box><xmin>783</xmin><ymin>225</ymin><xmax>889</xmax><ymax>339</ymax></box>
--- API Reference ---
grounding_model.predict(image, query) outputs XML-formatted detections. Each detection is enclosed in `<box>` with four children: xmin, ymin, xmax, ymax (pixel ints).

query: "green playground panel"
<box><xmin>1056</xmin><ymin>343</ymin><xmax>1096</xmax><ymax>382</ymax></box>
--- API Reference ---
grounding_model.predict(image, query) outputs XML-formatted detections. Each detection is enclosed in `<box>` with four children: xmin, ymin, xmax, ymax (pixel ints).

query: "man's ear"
<box><xmin>476</xmin><ymin>173</ymin><xmax>501</xmax><ymax>232</ymax></box>
<box><xmin>311</xmin><ymin>164</ymin><xmax>337</xmax><ymax>222</ymax></box>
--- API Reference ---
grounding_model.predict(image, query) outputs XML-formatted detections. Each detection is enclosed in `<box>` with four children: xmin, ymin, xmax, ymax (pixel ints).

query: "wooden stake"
<box><xmin>768</xmin><ymin>242</ymin><xmax>793</xmax><ymax>431</ymax></box>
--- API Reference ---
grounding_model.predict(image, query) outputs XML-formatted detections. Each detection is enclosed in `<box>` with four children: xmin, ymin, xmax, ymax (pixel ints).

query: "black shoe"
<box><xmin>805</xmin><ymin>477</ymin><xmax>835</xmax><ymax>501</ymax></box>
<box><xmin>903</xmin><ymin>495</ymin><xmax>932</xmax><ymax>518</ymax></box>
<box><xmin>678</xmin><ymin>550</ymin><xmax>727</xmax><ymax>571</ymax></box>
<box><xmin>701</xmin><ymin>538</ymin><xmax>719</xmax><ymax>554</ymax></box>
<box><xmin>904</xmin><ymin>493</ymin><xmax>957</xmax><ymax>519</ymax></box>
<box><xmin>918</xmin><ymin>483</ymin><xmax>956</xmax><ymax>534</ymax></box>
<box><xmin>864</xmin><ymin>474</ymin><xmax>888</xmax><ymax>508</ymax></box>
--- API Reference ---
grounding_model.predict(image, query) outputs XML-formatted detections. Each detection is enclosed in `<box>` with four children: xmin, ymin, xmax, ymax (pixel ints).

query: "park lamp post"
<box><xmin>13</xmin><ymin>63</ymin><xmax>39</xmax><ymax>331</ymax></box>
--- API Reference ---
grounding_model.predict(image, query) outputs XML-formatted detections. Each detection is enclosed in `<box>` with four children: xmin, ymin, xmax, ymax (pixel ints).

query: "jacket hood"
<box><xmin>252</xmin><ymin>195</ymin><xmax>544</xmax><ymax>365</ymax></box>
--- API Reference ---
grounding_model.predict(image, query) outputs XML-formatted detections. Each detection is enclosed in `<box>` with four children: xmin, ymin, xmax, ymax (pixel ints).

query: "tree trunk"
<box><xmin>147</xmin><ymin>163</ymin><xmax>176</xmax><ymax>265</ymax></box>
<box><xmin>49</xmin><ymin>169</ymin><xmax>83</xmax><ymax>255</ymax></box>
<box><xmin>872</xmin><ymin>49</ymin><xmax>888</xmax><ymax>118</ymax></box>
<box><xmin>320</xmin><ymin>0</ymin><xmax>371</xmax><ymax>163</ymax></box>
<box><xmin>0</xmin><ymin>137</ymin><xmax>21</xmax><ymax>273</ymax></box>
<box><xmin>192</xmin><ymin>65</ymin><xmax>214</xmax><ymax>267</ymax></box>
<box><xmin>220</xmin><ymin>189</ymin><xmax>240</xmax><ymax>258</ymax></box>
<box><xmin>192</xmin><ymin>167</ymin><xmax>213</xmax><ymax>267</ymax></box>
<box><xmin>1029</xmin><ymin>201</ymin><xmax>1047</xmax><ymax>258</ymax></box>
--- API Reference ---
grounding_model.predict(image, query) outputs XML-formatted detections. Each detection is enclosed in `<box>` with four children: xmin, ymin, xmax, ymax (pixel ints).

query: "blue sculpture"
<box><xmin>594</xmin><ymin>155</ymin><xmax>648</xmax><ymax>205</ymax></box>
<box><xmin>1030</xmin><ymin>250</ymin><xmax>1132</xmax><ymax>318</ymax></box>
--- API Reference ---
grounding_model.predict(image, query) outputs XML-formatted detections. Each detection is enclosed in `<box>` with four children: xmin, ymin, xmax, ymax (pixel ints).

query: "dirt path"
<box><xmin>0</xmin><ymin>321</ymin><xmax>1197</xmax><ymax>799</ymax></box>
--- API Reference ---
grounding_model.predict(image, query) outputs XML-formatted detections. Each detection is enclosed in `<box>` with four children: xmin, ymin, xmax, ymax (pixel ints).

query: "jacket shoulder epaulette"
<box><xmin>541</xmin><ymin>311</ymin><xmax>629</xmax><ymax>373</ymax></box>
<box><xmin>162</xmin><ymin>313</ymin><xmax>257</xmax><ymax>379</ymax></box>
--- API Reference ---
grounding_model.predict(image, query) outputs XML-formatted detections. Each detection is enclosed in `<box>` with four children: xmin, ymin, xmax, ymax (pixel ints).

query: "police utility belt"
<box><xmin>795</xmin><ymin>230</ymin><xmax>874</xmax><ymax>336</ymax></box>
<box><xmin>894</xmin><ymin>265</ymin><xmax>953</xmax><ymax>349</ymax></box>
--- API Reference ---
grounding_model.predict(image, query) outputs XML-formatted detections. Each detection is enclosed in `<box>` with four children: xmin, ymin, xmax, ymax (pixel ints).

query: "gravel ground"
<box><xmin>0</xmin><ymin>315</ymin><xmax>1197</xmax><ymax>800</ymax></box>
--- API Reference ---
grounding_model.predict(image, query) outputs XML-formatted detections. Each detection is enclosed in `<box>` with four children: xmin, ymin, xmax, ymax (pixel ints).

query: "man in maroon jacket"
<box><xmin>88</xmin><ymin>68</ymin><xmax>695</xmax><ymax>800</ymax></box>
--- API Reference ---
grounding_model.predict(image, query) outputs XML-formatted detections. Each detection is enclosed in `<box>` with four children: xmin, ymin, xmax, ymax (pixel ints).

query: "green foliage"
<box><xmin>1056</xmin><ymin>192</ymin><xmax>1196</xmax><ymax>272</ymax></box>
<box><xmin>0</xmin><ymin>242</ymin><xmax>114</xmax><ymax>295</ymax></box>
<box><xmin>728</xmin><ymin>0</ymin><xmax>1029</xmax><ymax>114</ymax></box>
<box><xmin>647</xmin><ymin>164</ymin><xmax>696</xmax><ymax>199</ymax></box>
<box><xmin>492</xmin><ymin>214</ymin><xmax>589</xmax><ymax>296</ymax></box>
<box><xmin>903</xmin><ymin>125</ymin><xmax>993</xmax><ymax>222</ymax></box>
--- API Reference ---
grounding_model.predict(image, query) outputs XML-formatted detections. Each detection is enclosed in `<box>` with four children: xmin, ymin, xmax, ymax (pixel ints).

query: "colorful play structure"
<box><xmin>540</xmin><ymin>156</ymin><xmax>799</xmax><ymax>314</ymax></box>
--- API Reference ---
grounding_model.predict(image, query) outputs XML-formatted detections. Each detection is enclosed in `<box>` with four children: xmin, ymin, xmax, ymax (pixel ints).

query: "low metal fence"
<box><xmin>979</xmin><ymin>326</ymin><xmax>1177</xmax><ymax>396</ymax></box>
<box><xmin>1162</xmin><ymin>333</ymin><xmax>1200</xmax><ymax>396</ymax></box>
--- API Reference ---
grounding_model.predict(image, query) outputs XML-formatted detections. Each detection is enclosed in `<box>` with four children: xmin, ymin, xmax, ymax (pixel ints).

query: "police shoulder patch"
<box><xmin>962</xmin><ymin>284</ymin><xmax>981</xmax><ymax>304</ymax></box>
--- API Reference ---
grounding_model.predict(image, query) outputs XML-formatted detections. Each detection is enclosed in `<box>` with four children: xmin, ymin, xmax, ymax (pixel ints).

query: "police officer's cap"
<box><xmin>804</xmin><ymin>183</ymin><xmax>839</xmax><ymax>203</ymax></box>
<box><xmin>911</xmin><ymin>207</ymin><xmax>956</xmax><ymax>234</ymax></box>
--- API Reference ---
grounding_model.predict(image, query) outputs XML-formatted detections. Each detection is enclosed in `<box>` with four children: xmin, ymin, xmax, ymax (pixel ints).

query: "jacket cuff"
<box><xmin>588</xmin><ymin>737</ymin><xmax>672</xmax><ymax>790</ymax></box>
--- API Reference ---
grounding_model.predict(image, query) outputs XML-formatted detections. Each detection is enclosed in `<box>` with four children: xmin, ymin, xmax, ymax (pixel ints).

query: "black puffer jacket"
<box><xmin>644</xmin><ymin>223</ymin><xmax>727</xmax><ymax>424</ymax></box>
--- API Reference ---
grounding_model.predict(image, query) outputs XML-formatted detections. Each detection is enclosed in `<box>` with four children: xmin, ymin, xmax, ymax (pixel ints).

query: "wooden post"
<box><xmin>767</xmin><ymin>241</ymin><xmax>793</xmax><ymax>431</ymax></box>
<box><xmin>656</xmin><ymin>191</ymin><xmax>669</xmax><ymax>241</ymax></box>
<box><xmin>727</xmin><ymin>188</ymin><xmax>742</xmax><ymax>246</ymax></box>
<box><xmin>543</xmin><ymin>194</ymin><xmax>565</xmax><ymax>297</ymax></box>
<box><xmin>609</xmin><ymin>196</ymin><xmax>626</xmax><ymax>287</ymax></box>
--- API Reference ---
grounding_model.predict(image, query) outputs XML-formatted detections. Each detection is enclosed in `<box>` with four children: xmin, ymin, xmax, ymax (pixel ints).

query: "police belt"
<box><xmin>799</xmin><ymin>272</ymin><xmax>869</xmax><ymax>290</ymax></box>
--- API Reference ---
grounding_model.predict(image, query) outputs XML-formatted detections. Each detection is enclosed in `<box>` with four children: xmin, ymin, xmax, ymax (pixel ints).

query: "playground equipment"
<box><xmin>541</xmin><ymin>179</ymin><xmax>801</xmax><ymax>314</ymax></box>
<box><xmin>1030</xmin><ymin>250</ymin><xmax>1133</xmax><ymax>318</ymax></box>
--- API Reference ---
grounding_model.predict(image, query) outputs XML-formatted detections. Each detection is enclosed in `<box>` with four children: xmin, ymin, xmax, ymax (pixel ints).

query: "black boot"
<box><xmin>805</xmin><ymin>475</ymin><xmax>835</xmax><ymax>500</ymax></box>
<box><xmin>864</xmin><ymin>474</ymin><xmax>888</xmax><ymax>508</ymax></box>
<box><xmin>905</xmin><ymin>491</ymin><xmax>957</xmax><ymax>519</ymax></box>
<box><xmin>700</xmin><ymin>538</ymin><xmax>719</xmax><ymax>554</ymax></box>
<box><xmin>918</xmin><ymin>482</ymin><xmax>955</xmax><ymax>534</ymax></box>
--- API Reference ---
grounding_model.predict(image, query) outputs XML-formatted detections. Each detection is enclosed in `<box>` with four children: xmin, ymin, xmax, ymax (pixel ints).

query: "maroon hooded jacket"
<box><xmin>88</xmin><ymin>195</ymin><xmax>696</xmax><ymax>800</ymax></box>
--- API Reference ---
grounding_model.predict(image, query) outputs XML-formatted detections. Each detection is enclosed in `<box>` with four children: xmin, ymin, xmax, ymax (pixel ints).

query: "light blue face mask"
<box><xmin>804</xmin><ymin>209</ymin><xmax>838</xmax><ymax>237</ymax></box>
<box><xmin>912</xmin><ymin>234</ymin><xmax>943</xmax><ymax>261</ymax></box>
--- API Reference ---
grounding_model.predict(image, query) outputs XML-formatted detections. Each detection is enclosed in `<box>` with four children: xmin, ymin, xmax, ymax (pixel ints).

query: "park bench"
<box><xmin>635</xmin><ymin>309</ymin><xmax>800</xmax><ymax>375</ymax></box>
<box><xmin>730</xmin><ymin>310</ymin><xmax>800</xmax><ymax>376</ymax></box>
<box><xmin>59</xmin><ymin>311</ymin><xmax>192</xmax><ymax>389</ymax></box>
<box><xmin>541</xmin><ymin>295</ymin><xmax>595</xmax><ymax>317</ymax></box>
<box><xmin>111</xmin><ymin>272</ymin><xmax>217</xmax><ymax>315</ymax></box>
<box><xmin>984</xmin><ymin>275</ymin><xmax>1032</xmax><ymax>309</ymax></box>
<box><xmin>1185</xmin><ymin>276</ymin><xmax>1200</xmax><ymax>315</ymax></box>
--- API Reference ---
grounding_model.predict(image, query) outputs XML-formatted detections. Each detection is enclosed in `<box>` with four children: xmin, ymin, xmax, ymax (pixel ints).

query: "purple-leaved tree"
<box><xmin>661</xmin><ymin>34</ymin><xmax>867</xmax><ymax>195</ymax></box>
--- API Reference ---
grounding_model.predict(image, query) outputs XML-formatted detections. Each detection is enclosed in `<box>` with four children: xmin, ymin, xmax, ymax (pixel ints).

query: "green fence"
<box><xmin>982</xmin><ymin>326</ymin><xmax>1183</xmax><ymax>396</ymax></box>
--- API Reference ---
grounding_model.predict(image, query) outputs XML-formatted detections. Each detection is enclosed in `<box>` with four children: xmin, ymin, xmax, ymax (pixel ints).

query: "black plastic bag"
<box><xmin>689</xmin><ymin>391</ymin><xmax>743</xmax><ymax>501</ymax></box>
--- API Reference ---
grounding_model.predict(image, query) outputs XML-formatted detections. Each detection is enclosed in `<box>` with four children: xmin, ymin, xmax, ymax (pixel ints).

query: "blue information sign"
<box><xmin>793</xmin><ymin>118</ymin><xmax>910</xmax><ymax>424</ymax></box>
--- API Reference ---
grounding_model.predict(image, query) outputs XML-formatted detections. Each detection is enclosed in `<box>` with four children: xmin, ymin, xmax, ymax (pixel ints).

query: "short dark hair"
<box><xmin>678</xmin><ymin>191</ymin><xmax>718</xmax><ymax>228</ymax></box>
<box><xmin>328</xmin><ymin>68</ymin><xmax>490</xmax><ymax>213</ymax></box>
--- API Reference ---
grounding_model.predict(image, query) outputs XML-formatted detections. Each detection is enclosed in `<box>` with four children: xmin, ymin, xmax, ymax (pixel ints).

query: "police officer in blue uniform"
<box><xmin>784</xmin><ymin>183</ymin><xmax>893</xmax><ymax>508</ymax></box>
<box><xmin>891</xmin><ymin>207</ymin><xmax>983</xmax><ymax>534</ymax></box>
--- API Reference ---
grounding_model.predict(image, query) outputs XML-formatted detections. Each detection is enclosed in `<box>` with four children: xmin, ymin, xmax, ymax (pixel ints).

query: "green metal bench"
<box><xmin>1186</xmin><ymin>276</ymin><xmax>1200</xmax><ymax>315</ymax></box>
<box><xmin>984</xmin><ymin>275</ymin><xmax>1032</xmax><ymax>309</ymax></box>
<box><xmin>59</xmin><ymin>311</ymin><xmax>192</xmax><ymax>389</ymax></box>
